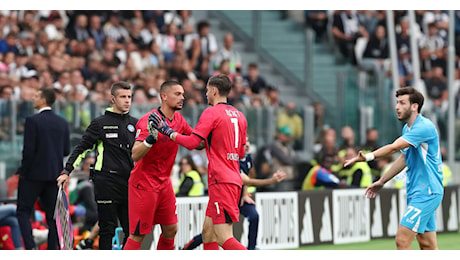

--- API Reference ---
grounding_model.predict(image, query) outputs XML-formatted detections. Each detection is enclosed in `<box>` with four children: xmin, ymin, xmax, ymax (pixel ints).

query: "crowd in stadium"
<box><xmin>306</xmin><ymin>10</ymin><xmax>460</xmax><ymax>142</ymax></box>
<box><xmin>0</xmin><ymin>10</ymin><xmax>459</xmax><ymax>142</ymax></box>
<box><xmin>0</xmin><ymin>10</ymin><xmax>280</xmax><ymax>109</ymax></box>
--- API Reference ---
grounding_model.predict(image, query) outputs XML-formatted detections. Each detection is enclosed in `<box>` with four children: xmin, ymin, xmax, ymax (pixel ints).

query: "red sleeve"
<box><xmin>192</xmin><ymin>107</ymin><xmax>215</xmax><ymax>139</ymax></box>
<box><xmin>175</xmin><ymin>133</ymin><xmax>203</xmax><ymax>150</ymax></box>
<box><xmin>178</xmin><ymin>113</ymin><xmax>193</xmax><ymax>136</ymax></box>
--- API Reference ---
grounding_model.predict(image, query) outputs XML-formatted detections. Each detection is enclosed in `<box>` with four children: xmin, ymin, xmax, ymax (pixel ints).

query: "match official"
<box><xmin>57</xmin><ymin>81</ymin><xmax>137</xmax><ymax>250</ymax></box>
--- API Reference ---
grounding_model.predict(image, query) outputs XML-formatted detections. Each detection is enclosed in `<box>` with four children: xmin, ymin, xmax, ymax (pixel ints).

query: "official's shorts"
<box><xmin>206</xmin><ymin>183</ymin><xmax>241</xmax><ymax>224</ymax></box>
<box><xmin>128</xmin><ymin>182</ymin><xmax>177</xmax><ymax>235</ymax></box>
<box><xmin>400</xmin><ymin>193</ymin><xmax>443</xmax><ymax>234</ymax></box>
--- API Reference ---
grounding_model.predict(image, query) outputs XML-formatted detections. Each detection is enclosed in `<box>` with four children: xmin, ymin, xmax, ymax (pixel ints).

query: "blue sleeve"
<box><xmin>402</xmin><ymin>124</ymin><xmax>434</xmax><ymax>148</ymax></box>
<box><xmin>315</xmin><ymin>168</ymin><xmax>340</xmax><ymax>188</ymax></box>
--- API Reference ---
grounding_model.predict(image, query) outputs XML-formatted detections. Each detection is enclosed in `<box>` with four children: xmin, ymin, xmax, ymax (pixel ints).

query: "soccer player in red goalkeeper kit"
<box><xmin>150</xmin><ymin>74</ymin><xmax>248</xmax><ymax>250</ymax></box>
<box><xmin>122</xmin><ymin>81</ymin><xmax>195</xmax><ymax>250</ymax></box>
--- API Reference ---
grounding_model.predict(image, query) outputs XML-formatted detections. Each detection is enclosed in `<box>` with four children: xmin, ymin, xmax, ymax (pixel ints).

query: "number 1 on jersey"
<box><xmin>231</xmin><ymin>118</ymin><xmax>239</xmax><ymax>148</ymax></box>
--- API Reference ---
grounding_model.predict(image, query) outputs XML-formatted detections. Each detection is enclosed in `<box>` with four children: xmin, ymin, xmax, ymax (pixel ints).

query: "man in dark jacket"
<box><xmin>16</xmin><ymin>87</ymin><xmax>70</xmax><ymax>249</ymax></box>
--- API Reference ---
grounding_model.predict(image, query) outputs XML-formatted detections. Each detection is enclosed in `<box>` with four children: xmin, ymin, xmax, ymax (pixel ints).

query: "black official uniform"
<box><xmin>63</xmin><ymin>107</ymin><xmax>137</xmax><ymax>250</ymax></box>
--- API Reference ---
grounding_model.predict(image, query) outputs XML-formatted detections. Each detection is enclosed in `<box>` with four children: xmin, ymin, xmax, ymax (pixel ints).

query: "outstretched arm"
<box><xmin>173</xmin><ymin>133</ymin><xmax>204</xmax><ymax>150</ymax></box>
<box><xmin>149</xmin><ymin>111</ymin><xmax>204</xmax><ymax>150</ymax></box>
<box><xmin>364</xmin><ymin>153</ymin><xmax>406</xmax><ymax>198</ymax></box>
<box><xmin>344</xmin><ymin>137</ymin><xmax>410</xmax><ymax>167</ymax></box>
<box><xmin>241</xmin><ymin>169</ymin><xmax>286</xmax><ymax>187</ymax></box>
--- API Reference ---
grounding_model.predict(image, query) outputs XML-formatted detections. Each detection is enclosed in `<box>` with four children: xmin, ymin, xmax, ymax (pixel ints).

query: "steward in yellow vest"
<box><xmin>339</xmin><ymin>147</ymin><xmax>372</xmax><ymax>188</ymax></box>
<box><xmin>175</xmin><ymin>156</ymin><xmax>205</xmax><ymax>197</ymax></box>
<box><xmin>175</xmin><ymin>169</ymin><xmax>204</xmax><ymax>196</ymax></box>
<box><xmin>339</xmin><ymin>162</ymin><xmax>373</xmax><ymax>188</ymax></box>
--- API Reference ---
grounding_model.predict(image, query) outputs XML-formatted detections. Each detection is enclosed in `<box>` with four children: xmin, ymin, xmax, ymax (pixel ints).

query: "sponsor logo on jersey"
<box><xmin>106</xmin><ymin>133</ymin><xmax>118</xmax><ymax>138</ymax></box>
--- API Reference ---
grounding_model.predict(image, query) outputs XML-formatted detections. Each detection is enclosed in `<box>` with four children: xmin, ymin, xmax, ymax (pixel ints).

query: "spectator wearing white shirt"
<box><xmin>172</xmin><ymin>10</ymin><xmax>196</xmax><ymax>42</ymax></box>
<box><xmin>213</xmin><ymin>33</ymin><xmax>242</xmax><ymax>74</ymax></box>
<box><xmin>103</xmin><ymin>13</ymin><xmax>129</xmax><ymax>46</ymax></box>
<box><xmin>418</xmin><ymin>22</ymin><xmax>446</xmax><ymax>76</ymax></box>
<box><xmin>184</xmin><ymin>20</ymin><xmax>218</xmax><ymax>72</ymax></box>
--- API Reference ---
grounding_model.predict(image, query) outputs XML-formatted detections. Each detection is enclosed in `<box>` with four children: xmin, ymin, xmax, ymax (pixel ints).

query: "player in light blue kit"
<box><xmin>344</xmin><ymin>87</ymin><xmax>443</xmax><ymax>250</ymax></box>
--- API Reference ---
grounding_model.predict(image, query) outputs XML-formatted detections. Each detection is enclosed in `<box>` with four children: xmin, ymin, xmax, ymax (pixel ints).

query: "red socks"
<box><xmin>123</xmin><ymin>237</ymin><xmax>142</xmax><ymax>250</ymax></box>
<box><xmin>203</xmin><ymin>241</ymin><xmax>220</xmax><ymax>250</ymax></box>
<box><xmin>157</xmin><ymin>234</ymin><xmax>175</xmax><ymax>250</ymax></box>
<box><xmin>222</xmin><ymin>237</ymin><xmax>247</xmax><ymax>250</ymax></box>
<box><xmin>123</xmin><ymin>235</ymin><xmax>175</xmax><ymax>250</ymax></box>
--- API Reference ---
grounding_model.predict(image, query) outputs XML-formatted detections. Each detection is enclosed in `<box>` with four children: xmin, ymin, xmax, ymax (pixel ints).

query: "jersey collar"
<box><xmin>157</xmin><ymin>106</ymin><xmax>173</xmax><ymax>122</ymax></box>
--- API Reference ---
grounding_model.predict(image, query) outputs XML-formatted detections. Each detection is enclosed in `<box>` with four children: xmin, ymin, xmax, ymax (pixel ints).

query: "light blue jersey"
<box><xmin>400</xmin><ymin>114</ymin><xmax>444</xmax><ymax>233</ymax></box>
<box><xmin>400</xmin><ymin>114</ymin><xmax>444</xmax><ymax>198</ymax></box>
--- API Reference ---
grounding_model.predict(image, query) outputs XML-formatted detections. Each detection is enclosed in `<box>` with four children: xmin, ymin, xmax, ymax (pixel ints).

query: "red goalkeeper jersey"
<box><xmin>192</xmin><ymin>103</ymin><xmax>247</xmax><ymax>186</ymax></box>
<box><xmin>129</xmin><ymin>108</ymin><xmax>193</xmax><ymax>190</ymax></box>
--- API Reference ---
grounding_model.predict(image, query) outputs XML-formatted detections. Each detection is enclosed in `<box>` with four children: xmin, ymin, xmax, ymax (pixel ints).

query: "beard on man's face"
<box><xmin>173</xmin><ymin>104</ymin><xmax>183</xmax><ymax>111</ymax></box>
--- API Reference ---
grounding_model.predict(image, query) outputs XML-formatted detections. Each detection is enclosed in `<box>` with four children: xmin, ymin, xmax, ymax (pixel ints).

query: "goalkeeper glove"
<box><xmin>145</xmin><ymin>119</ymin><xmax>159</xmax><ymax>145</ymax></box>
<box><xmin>148</xmin><ymin>111</ymin><xmax>176</xmax><ymax>138</ymax></box>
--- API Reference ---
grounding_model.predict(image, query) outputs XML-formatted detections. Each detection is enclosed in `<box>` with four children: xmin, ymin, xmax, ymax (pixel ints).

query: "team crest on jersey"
<box><xmin>135</xmin><ymin>129</ymin><xmax>141</xmax><ymax>138</ymax></box>
<box><xmin>127</xmin><ymin>124</ymin><xmax>135</xmax><ymax>132</ymax></box>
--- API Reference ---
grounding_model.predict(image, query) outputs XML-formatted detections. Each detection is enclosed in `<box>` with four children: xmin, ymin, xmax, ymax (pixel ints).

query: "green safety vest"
<box><xmin>361</xmin><ymin>149</ymin><xmax>380</xmax><ymax>178</ymax></box>
<box><xmin>442</xmin><ymin>163</ymin><xmax>452</xmax><ymax>186</ymax></box>
<box><xmin>339</xmin><ymin>162</ymin><xmax>372</xmax><ymax>188</ymax></box>
<box><xmin>175</xmin><ymin>170</ymin><xmax>204</xmax><ymax>196</ymax></box>
<box><xmin>247</xmin><ymin>185</ymin><xmax>256</xmax><ymax>194</ymax></box>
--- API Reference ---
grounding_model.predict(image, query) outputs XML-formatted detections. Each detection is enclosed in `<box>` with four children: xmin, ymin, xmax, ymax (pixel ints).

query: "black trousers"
<box><xmin>16</xmin><ymin>177</ymin><xmax>59</xmax><ymax>250</ymax></box>
<box><xmin>93</xmin><ymin>174</ymin><xmax>129</xmax><ymax>250</ymax></box>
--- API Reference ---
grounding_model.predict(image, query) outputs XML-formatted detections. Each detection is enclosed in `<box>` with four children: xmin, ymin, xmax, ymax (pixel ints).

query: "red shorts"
<box><xmin>206</xmin><ymin>183</ymin><xmax>242</xmax><ymax>224</ymax></box>
<box><xmin>128</xmin><ymin>182</ymin><xmax>177</xmax><ymax>235</ymax></box>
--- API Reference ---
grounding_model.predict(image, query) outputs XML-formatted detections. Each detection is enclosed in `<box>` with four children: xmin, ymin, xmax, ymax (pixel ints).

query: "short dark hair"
<box><xmin>248</xmin><ymin>62</ymin><xmax>258</xmax><ymax>69</ymax></box>
<box><xmin>39</xmin><ymin>87</ymin><xmax>56</xmax><ymax>106</ymax></box>
<box><xmin>319</xmin><ymin>154</ymin><xmax>335</xmax><ymax>167</ymax></box>
<box><xmin>160</xmin><ymin>80</ymin><xmax>181</xmax><ymax>95</ymax></box>
<box><xmin>110</xmin><ymin>81</ymin><xmax>131</xmax><ymax>96</ymax></box>
<box><xmin>395</xmin><ymin>87</ymin><xmax>424</xmax><ymax>113</ymax></box>
<box><xmin>207</xmin><ymin>74</ymin><xmax>232</xmax><ymax>97</ymax></box>
<box><xmin>197</xmin><ymin>20</ymin><xmax>210</xmax><ymax>32</ymax></box>
<box><xmin>366</xmin><ymin>127</ymin><xmax>377</xmax><ymax>135</ymax></box>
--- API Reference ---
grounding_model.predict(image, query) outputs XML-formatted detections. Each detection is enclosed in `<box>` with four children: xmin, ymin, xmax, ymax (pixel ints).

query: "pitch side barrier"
<box><xmin>140</xmin><ymin>186</ymin><xmax>459</xmax><ymax>250</ymax></box>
